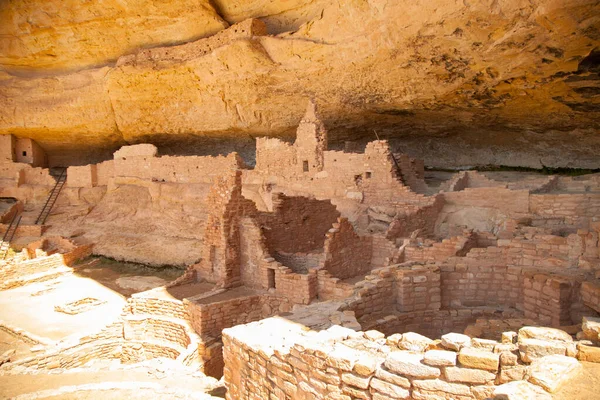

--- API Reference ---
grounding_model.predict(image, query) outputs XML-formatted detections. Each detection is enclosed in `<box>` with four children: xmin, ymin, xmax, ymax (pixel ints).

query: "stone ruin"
<box><xmin>0</xmin><ymin>101</ymin><xmax>599</xmax><ymax>398</ymax></box>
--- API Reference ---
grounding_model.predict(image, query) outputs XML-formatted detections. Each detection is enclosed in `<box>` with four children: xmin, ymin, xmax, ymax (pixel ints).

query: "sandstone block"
<box><xmin>441</xmin><ymin>333</ymin><xmax>471</xmax><ymax>351</ymax></box>
<box><xmin>528</xmin><ymin>355</ymin><xmax>581</xmax><ymax>392</ymax></box>
<box><xmin>499</xmin><ymin>351</ymin><xmax>518</xmax><ymax>367</ymax></box>
<box><xmin>386</xmin><ymin>333</ymin><xmax>403</xmax><ymax>347</ymax></box>
<box><xmin>577</xmin><ymin>343</ymin><xmax>600</xmax><ymax>362</ymax></box>
<box><xmin>412</xmin><ymin>379</ymin><xmax>471</xmax><ymax>396</ymax></box>
<box><xmin>342</xmin><ymin>373</ymin><xmax>371</xmax><ymax>389</ymax></box>
<box><xmin>493</xmin><ymin>381</ymin><xmax>551</xmax><ymax>400</ymax></box>
<box><xmin>353</xmin><ymin>355</ymin><xmax>380</xmax><ymax>376</ymax></box>
<box><xmin>518</xmin><ymin>338</ymin><xmax>567</xmax><ymax>363</ymax></box>
<box><xmin>498</xmin><ymin>365</ymin><xmax>528</xmax><ymax>384</ymax></box>
<box><xmin>582</xmin><ymin>316</ymin><xmax>600</xmax><ymax>341</ymax></box>
<box><xmin>471</xmin><ymin>338</ymin><xmax>498</xmax><ymax>350</ymax></box>
<box><xmin>398</xmin><ymin>332</ymin><xmax>433</xmax><ymax>352</ymax></box>
<box><xmin>443</xmin><ymin>366</ymin><xmax>496</xmax><ymax>384</ymax></box>
<box><xmin>369</xmin><ymin>377</ymin><xmax>410</xmax><ymax>399</ymax></box>
<box><xmin>364</xmin><ymin>330</ymin><xmax>385</xmax><ymax>341</ymax></box>
<box><xmin>374</xmin><ymin>366</ymin><xmax>411</xmax><ymax>388</ymax></box>
<box><xmin>458</xmin><ymin>347</ymin><xmax>499</xmax><ymax>371</ymax></box>
<box><xmin>501</xmin><ymin>331</ymin><xmax>517</xmax><ymax>344</ymax></box>
<box><xmin>518</xmin><ymin>326</ymin><xmax>572</xmax><ymax>343</ymax></box>
<box><xmin>423</xmin><ymin>350</ymin><xmax>457</xmax><ymax>367</ymax></box>
<box><xmin>384</xmin><ymin>351</ymin><xmax>440</xmax><ymax>378</ymax></box>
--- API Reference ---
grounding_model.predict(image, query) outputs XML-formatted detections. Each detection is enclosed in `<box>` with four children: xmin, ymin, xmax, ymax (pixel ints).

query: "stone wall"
<box><xmin>443</xmin><ymin>187</ymin><xmax>530</xmax><ymax>215</ymax></box>
<box><xmin>259</xmin><ymin>194</ymin><xmax>340</xmax><ymax>254</ymax></box>
<box><xmin>321</xmin><ymin>218</ymin><xmax>373</xmax><ymax>280</ymax></box>
<box><xmin>222</xmin><ymin>317</ymin><xmax>590</xmax><ymax>400</ymax></box>
<box><xmin>530</xmin><ymin>193</ymin><xmax>600</xmax><ymax>229</ymax></box>
<box><xmin>405</xmin><ymin>233</ymin><xmax>475</xmax><ymax>263</ymax></box>
<box><xmin>440</xmin><ymin>263</ymin><xmax>522</xmax><ymax>310</ymax></box>
<box><xmin>185</xmin><ymin>292</ymin><xmax>289</xmax><ymax>340</ymax></box>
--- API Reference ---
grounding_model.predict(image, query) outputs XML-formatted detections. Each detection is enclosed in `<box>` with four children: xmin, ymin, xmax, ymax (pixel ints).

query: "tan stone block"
<box><xmin>528</xmin><ymin>354</ymin><xmax>581</xmax><ymax>393</ymax></box>
<box><xmin>493</xmin><ymin>381</ymin><xmax>551</xmax><ymax>400</ymax></box>
<box><xmin>582</xmin><ymin>316</ymin><xmax>600</xmax><ymax>341</ymax></box>
<box><xmin>364</xmin><ymin>330</ymin><xmax>385</xmax><ymax>341</ymax></box>
<box><xmin>374</xmin><ymin>366</ymin><xmax>411</xmax><ymax>388</ymax></box>
<box><xmin>353</xmin><ymin>355</ymin><xmax>380</xmax><ymax>376</ymax></box>
<box><xmin>341</xmin><ymin>373</ymin><xmax>371</xmax><ymax>389</ymax></box>
<box><xmin>384</xmin><ymin>351</ymin><xmax>440</xmax><ymax>378</ymax></box>
<box><xmin>441</xmin><ymin>333</ymin><xmax>471</xmax><ymax>351</ymax></box>
<box><xmin>398</xmin><ymin>332</ymin><xmax>433</xmax><ymax>352</ymax></box>
<box><xmin>423</xmin><ymin>349</ymin><xmax>457</xmax><ymax>367</ymax></box>
<box><xmin>518</xmin><ymin>326</ymin><xmax>573</xmax><ymax>343</ymax></box>
<box><xmin>577</xmin><ymin>343</ymin><xmax>600</xmax><ymax>362</ymax></box>
<box><xmin>443</xmin><ymin>366</ymin><xmax>496</xmax><ymax>384</ymax></box>
<box><xmin>369</xmin><ymin>378</ymin><xmax>411</xmax><ymax>399</ymax></box>
<box><xmin>458</xmin><ymin>347</ymin><xmax>499</xmax><ymax>371</ymax></box>
<box><xmin>519</xmin><ymin>337</ymin><xmax>570</xmax><ymax>363</ymax></box>
<box><xmin>499</xmin><ymin>351</ymin><xmax>518</xmax><ymax>367</ymax></box>
<box><xmin>412</xmin><ymin>378</ymin><xmax>471</xmax><ymax>396</ymax></box>
<box><xmin>498</xmin><ymin>364</ymin><xmax>528</xmax><ymax>384</ymax></box>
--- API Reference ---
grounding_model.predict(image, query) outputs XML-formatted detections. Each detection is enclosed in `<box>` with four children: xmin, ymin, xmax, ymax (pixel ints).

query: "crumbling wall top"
<box><xmin>113</xmin><ymin>144</ymin><xmax>158</xmax><ymax>160</ymax></box>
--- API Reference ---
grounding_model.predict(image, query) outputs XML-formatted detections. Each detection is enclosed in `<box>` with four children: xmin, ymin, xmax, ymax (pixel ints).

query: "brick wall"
<box><xmin>185</xmin><ymin>292</ymin><xmax>290</xmax><ymax>339</ymax></box>
<box><xmin>396</xmin><ymin>265</ymin><xmax>441</xmax><ymax>313</ymax></box>
<box><xmin>321</xmin><ymin>218</ymin><xmax>373</xmax><ymax>280</ymax></box>
<box><xmin>405</xmin><ymin>233</ymin><xmax>476</xmax><ymax>263</ymax></box>
<box><xmin>222</xmin><ymin>316</ymin><xmax>585</xmax><ymax>400</ymax></box>
<box><xmin>522</xmin><ymin>272</ymin><xmax>577</xmax><ymax>327</ymax></box>
<box><xmin>530</xmin><ymin>193</ymin><xmax>600</xmax><ymax>229</ymax></box>
<box><xmin>440</xmin><ymin>263</ymin><xmax>522</xmax><ymax>309</ymax></box>
<box><xmin>443</xmin><ymin>187</ymin><xmax>530</xmax><ymax>214</ymax></box>
<box><xmin>259</xmin><ymin>194</ymin><xmax>340</xmax><ymax>254</ymax></box>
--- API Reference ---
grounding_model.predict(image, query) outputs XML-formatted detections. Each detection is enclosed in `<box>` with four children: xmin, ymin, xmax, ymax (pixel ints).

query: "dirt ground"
<box><xmin>553</xmin><ymin>361</ymin><xmax>600</xmax><ymax>400</ymax></box>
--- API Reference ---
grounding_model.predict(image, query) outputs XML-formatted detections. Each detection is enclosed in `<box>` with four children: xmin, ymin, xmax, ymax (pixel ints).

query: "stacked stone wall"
<box><xmin>322</xmin><ymin>218</ymin><xmax>373</xmax><ymax>280</ymax></box>
<box><xmin>222</xmin><ymin>317</ymin><xmax>593</xmax><ymax>400</ymax></box>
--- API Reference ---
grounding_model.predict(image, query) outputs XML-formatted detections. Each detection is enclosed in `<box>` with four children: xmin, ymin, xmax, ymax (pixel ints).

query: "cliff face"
<box><xmin>0</xmin><ymin>0</ymin><xmax>599</xmax><ymax>168</ymax></box>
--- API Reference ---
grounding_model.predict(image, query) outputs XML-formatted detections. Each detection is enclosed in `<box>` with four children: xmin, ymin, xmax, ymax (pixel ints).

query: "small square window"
<box><xmin>303</xmin><ymin>160</ymin><xmax>309</xmax><ymax>172</ymax></box>
<box><xmin>366</xmin><ymin>171</ymin><xmax>372</xmax><ymax>179</ymax></box>
<box><xmin>22</xmin><ymin>151</ymin><xmax>27</xmax><ymax>157</ymax></box>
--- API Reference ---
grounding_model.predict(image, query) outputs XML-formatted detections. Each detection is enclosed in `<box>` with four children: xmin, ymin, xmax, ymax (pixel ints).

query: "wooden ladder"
<box><xmin>35</xmin><ymin>168</ymin><xmax>67</xmax><ymax>225</ymax></box>
<box><xmin>0</xmin><ymin>213</ymin><xmax>22</xmax><ymax>260</ymax></box>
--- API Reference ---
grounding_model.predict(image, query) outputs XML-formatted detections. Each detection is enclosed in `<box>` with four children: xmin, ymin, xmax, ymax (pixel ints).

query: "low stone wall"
<box><xmin>440</xmin><ymin>264</ymin><xmax>522</xmax><ymax>309</ymax></box>
<box><xmin>581</xmin><ymin>281</ymin><xmax>600</xmax><ymax>313</ymax></box>
<box><xmin>322</xmin><ymin>218</ymin><xmax>373</xmax><ymax>280</ymax></box>
<box><xmin>222</xmin><ymin>317</ymin><xmax>594</xmax><ymax>400</ymax></box>
<box><xmin>443</xmin><ymin>187</ymin><xmax>530</xmax><ymax>215</ymax></box>
<box><xmin>186</xmin><ymin>293</ymin><xmax>288</xmax><ymax>340</ymax></box>
<box><xmin>530</xmin><ymin>193</ymin><xmax>600</xmax><ymax>229</ymax></box>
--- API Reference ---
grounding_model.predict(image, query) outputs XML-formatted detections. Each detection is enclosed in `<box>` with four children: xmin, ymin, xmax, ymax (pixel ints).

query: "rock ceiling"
<box><xmin>0</xmin><ymin>0</ymin><xmax>599</xmax><ymax>167</ymax></box>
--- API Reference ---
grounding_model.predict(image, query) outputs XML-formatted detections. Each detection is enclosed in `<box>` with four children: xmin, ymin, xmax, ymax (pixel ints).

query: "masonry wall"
<box><xmin>522</xmin><ymin>272</ymin><xmax>577</xmax><ymax>327</ymax></box>
<box><xmin>442</xmin><ymin>187</ymin><xmax>530</xmax><ymax>215</ymax></box>
<box><xmin>440</xmin><ymin>262</ymin><xmax>523</xmax><ymax>310</ymax></box>
<box><xmin>15</xmin><ymin>137</ymin><xmax>46</xmax><ymax>167</ymax></box>
<box><xmin>321</xmin><ymin>218</ymin><xmax>373</xmax><ymax>280</ymax></box>
<box><xmin>67</xmin><ymin>164</ymin><xmax>97</xmax><ymax>188</ymax></box>
<box><xmin>405</xmin><ymin>233</ymin><xmax>475</xmax><ymax>263</ymax></box>
<box><xmin>239</xmin><ymin>217</ymin><xmax>268</xmax><ymax>289</ymax></box>
<box><xmin>396</xmin><ymin>265</ymin><xmax>441</xmax><ymax>313</ymax></box>
<box><xmin>114</xmin><ymin>152</ymin><xmax>243</xmax><ymax>184</ymax></box>
<box><xmin>185</xmin><ymin>294</ymin><xmax>289</xmax><ymax>340</ymax></box>
<box><xmin>530</xmin><ymin>193</ymin><xmax>600</xmax><ymax>229</ymax></box>
<box><xmin>259</xmin><ymin>195</ymin><xmax>340</xmax><ymax>254</ymax></box>
<box><xmin>224</xmin><ymin>315</ymin><xmax>588</xmax><ymax>400</ymax></box>
<box><xmin>386</xmin><ymin>195</ymin><xmax>444</xmax><ymax>239</ymax></box>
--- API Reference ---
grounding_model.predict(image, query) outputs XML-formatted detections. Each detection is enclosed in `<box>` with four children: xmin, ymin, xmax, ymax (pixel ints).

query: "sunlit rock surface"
<box><xmin>0</xmin><ymin>0</ymin><xmax>599</xmax><ymax>167</ymax></box>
